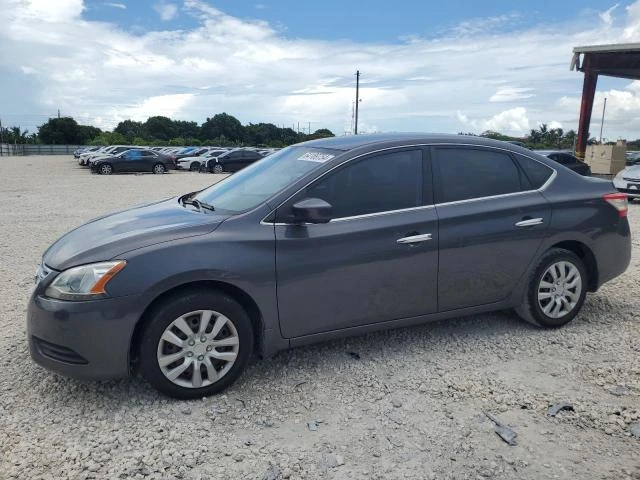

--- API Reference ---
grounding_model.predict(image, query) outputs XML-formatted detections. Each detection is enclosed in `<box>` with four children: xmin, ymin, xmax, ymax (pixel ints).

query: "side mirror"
<box><xmin>292</xmin><ymin>198</ymin><xmax>332</xmax><ymax>224</ymax></box>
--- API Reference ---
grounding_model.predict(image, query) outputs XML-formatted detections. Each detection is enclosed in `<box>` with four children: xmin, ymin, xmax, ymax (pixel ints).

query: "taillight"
<box><xmin>603</xmin><ymin>193</ymin><xmax>628</xmax><ymax>218</ymax></box>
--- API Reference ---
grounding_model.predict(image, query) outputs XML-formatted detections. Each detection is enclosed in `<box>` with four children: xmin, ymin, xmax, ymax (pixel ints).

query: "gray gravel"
<box><xmin>1</xmin><ymin>156</ymin><xmax>639</xmax><ymax>480</ymax></box>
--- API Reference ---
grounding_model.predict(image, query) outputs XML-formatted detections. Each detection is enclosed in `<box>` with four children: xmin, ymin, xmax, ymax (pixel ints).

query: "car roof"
<box><xmin>300</xmin><ymin>133</ymin><xmax>533</xmax><ymax>152</ymax></box>
<box><xmin>534</xmin><ymin>150</ymin><xmax>573</xmax><ymax>156</ymax></box>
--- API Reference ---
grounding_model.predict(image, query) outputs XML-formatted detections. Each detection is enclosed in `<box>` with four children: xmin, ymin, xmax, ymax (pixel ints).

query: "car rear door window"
<box><xmin>435</xmin><ymin>148</ymin><xmax>522</xmax><ymax>203</ymax></box>
<box><xmin>304</xmin><ymin>150</ymin><xmax>423</xmax><ymax>219</ymax></box>
<box><xmin>514</xmin><ymin>154</ymin><xmax>554</xmax><ymax>189</ymax></box>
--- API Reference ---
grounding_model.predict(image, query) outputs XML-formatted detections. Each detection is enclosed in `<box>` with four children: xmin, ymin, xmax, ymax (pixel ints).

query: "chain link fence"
<box><xmin>0</xmin><ymin>144</ymin><xmax>84</xmax><ymax>156</ymax></box>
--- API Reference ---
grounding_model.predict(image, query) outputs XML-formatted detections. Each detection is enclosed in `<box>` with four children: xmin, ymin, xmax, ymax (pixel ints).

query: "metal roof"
<box><xmin>573</xmin><ymin>43</ymin><xmax>640</xmax><ymax>54</ymax></box>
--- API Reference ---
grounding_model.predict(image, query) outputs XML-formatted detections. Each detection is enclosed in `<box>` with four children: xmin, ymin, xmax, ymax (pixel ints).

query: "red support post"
<box><xmin>575</xmin><ymin>69</ymin><xmax>598</xmax><ymax>159</ymax></box>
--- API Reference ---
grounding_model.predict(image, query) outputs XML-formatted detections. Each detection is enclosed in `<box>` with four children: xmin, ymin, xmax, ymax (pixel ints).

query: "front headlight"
<box><xmin>45</xmin><ymin>261</ymin><xmax>126</xmax><ymax>301</ymax></box>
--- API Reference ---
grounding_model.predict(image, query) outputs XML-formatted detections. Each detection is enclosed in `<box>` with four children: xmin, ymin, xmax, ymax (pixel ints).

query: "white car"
<box><xmin>613</xmin><ymin>164</ymin><xmax>640</xmax><ymax>200</ymax></box>
<box><xmin>176</xmin><ymin>149</ymin><xmax>228</xmax><ymax>171</ymax></box>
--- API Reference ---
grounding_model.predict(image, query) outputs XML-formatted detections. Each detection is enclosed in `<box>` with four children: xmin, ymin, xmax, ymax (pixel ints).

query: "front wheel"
<box><xmin>515</xmin><ymin>248</ymin><xmax>587</xmax><ymax>328</ymax></box>
<box><xmin>99</xmin><ymin>164</ymin><xmax>113</xmax><ymax>175</ymax></box>
<box><xmin>189</xmin><ymin>162</ymin><xmax>200</xmax><ymax>171</ymax></box>
<box><xmin>139</xmin><ymin>290</ymin><xmax>254</xmax><ymax>399</ymax></box>
<box><xmin>213</xmin><ymin>163</ymin><xmax>224</xmax><ymax>174</ymax></box>
<box><xmin>153</xmin><ymin>163</ymin><xmax>166</xmax><ymax>174</ymax></box>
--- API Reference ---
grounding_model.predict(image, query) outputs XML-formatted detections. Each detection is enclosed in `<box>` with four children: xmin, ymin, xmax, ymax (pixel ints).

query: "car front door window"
<box><xmin>302</xmin><ymin>149</ymin><xmax>423</xmax><ymax>219</ymax></box>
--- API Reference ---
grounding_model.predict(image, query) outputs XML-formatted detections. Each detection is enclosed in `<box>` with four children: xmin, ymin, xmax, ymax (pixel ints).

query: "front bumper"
<box><xmin>27</xmin><ymin>290</ymin><xmax>142</xmax><ymax>380</ymax></box>
<box><xmin>613</xmin><ymin>177</ymin><xmax>640</xmax><ymax>198</ymax></box>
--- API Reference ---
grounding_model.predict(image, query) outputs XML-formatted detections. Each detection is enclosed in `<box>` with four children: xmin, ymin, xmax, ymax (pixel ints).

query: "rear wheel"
<box><xmin>189</xmin><ymin>162</ymin><xmax>200</xmax><ymax>171</ymax></box>
<box><xmin>515</xmin><ymin>248</ymin><xmax>587</xmax><ymax>328</ymax></box>
<box><xmin>153</xmin><ymin>163</ymin><xmax>166</xmax><ymax>174</ymax></box>
<box><xmin>99</xmin><ymin>163</ymin><xmax>113</xmax><ymax>175</ymax></box>
<box><xmin>139</xmin><ymin>290</ymin><xmax>253</xmax><ymax>399</ymax></box>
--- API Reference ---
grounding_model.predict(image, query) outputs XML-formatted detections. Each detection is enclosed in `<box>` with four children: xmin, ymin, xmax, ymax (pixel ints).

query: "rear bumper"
<box><xmin>593</xmin><ymin>218</ymin><xmax>632</xmax><ymax>288</ymax></box>
<box><xmin>27</xmin><ymin>292</ymin><xmax>142</xmax><ymax>379</ymax></box>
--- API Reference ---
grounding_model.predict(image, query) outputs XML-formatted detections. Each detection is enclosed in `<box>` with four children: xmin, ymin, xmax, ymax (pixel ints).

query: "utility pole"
<box><xmin>57</xmin><ymin>109</ymin><xmax>61</xmax><ymax>119</ymax></box>
<box><xmin>599</xmin><ymin>97</ymin><xmax>607</xmax><ymax>143</ymax></box>
<box><xmin>354</xmin><ymin>70</ymin><xmax>360</xmax><ymax>135</ymax></box>
<box><xmin>308</xmin><ymin>122</ymin><xmax>311</xmax><ymax>135</ymax></box>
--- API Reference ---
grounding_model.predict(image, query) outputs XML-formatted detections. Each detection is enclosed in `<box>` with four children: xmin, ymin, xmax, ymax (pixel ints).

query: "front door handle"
<box><xmin>515</xmin><ymin>217</ymin><xmax>544</xmax><ymax>227</ymax></box>
<box><xmin>397</xmin><ymin>233</ymin><xmax>433</xmax><ymax>244</ymax></box>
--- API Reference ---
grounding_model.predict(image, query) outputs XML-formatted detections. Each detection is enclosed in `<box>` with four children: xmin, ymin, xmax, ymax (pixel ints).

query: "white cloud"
<box><xmin>459</xmin><ymin>107</ymin><xmax>531</xmax><ymax>135</ymax></box>
<box><xmin>489</xmin><ymin>87</ymin><xmax>535</xmax><ymax>102</ymax></box>
<box><xmin>21</xmin><ymin>0</ymin><xmax>84</xmax><ymax>21</ymax></box>
<box><xmin>153</xmin><ymin>1</ymin><xmax>177</xmax><ymax>21</ymax></box>
<box><xmin>255</xmin><ymin>3</ymin><xmax>266</xmax><ymax>9</ymax></box>
<box><xmin>452</xmin><ymin>13</ymin><xmax>520</xmax><ymax>36</ymax></box>
<box><xmin>104</xmin><ymin>2</ymin><xmax>126</xmax><ymax>9</ymax></box>
<box><xmin>2</xmin><ymin>0</ymin><xmax>640</xmax><ymax>139</ymax></box>
<box><xmin>600</xmin><ymin>4</ymin><xmax>619</xmax><ymax>25</ymax></box>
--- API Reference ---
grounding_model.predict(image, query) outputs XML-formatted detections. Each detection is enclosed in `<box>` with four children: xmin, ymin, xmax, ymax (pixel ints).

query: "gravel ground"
<box><xmin>1</xmin><ymin>156</ymin><xmax>639</xmax><ymax>480</ymax></box>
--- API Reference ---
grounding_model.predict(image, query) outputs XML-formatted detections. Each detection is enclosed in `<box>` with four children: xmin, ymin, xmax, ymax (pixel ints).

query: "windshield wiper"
<box><xmin>180</xmin><ymin>195</ymin><xmax>215</xmax><ymax>212</ymax></box>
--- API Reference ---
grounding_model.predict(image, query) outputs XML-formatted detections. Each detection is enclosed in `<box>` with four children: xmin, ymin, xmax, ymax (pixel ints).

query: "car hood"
<box><xmin>43</xmin><ymin>197</ymin><xmax>229</xmax><ymax>271</ymax></box>
<box><xmin>177</xmin><ymin>156</ymin><xmax>200</xmax><ymax>162</ymax></box>
<box><xmin>620</xmin><ymin>165</ymin><xmax>640</xmax><ymax>179</ymax></box>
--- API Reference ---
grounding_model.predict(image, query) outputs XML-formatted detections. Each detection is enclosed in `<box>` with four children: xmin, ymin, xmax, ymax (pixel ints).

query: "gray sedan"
<box><xmin>28</xmin><ymin>134</ymin><xmax>631</xmax><ymax>398</ymax></box>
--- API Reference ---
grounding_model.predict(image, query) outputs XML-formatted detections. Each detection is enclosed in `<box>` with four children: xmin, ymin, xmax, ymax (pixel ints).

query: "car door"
<box><xmin>120</xmin><ymin>150</ymin><xmax>142</xmax><ymax>172</ymax></box>
<box><xmin>111</xmin><ymin>151</ymin><xmax>130</xmax><ymax>172</ymax></box>
<box><xmin>274</xmin><ymin>148</ymin><xmax>439</xmax><ymax>338</ymax></box>
<box><xmin>433</xmin><ymin>146</ymin><xmax>552</xmax><ymax>311</ymax></box>
<box><xmin>226</xmin><ymin>151</ymin><xmax>244</xmax><ymax>171</ymax></box>
<box><xmin>140</xmin><ymin>151</ymin><xmax>157</xmax><ymax>170</ymax></box>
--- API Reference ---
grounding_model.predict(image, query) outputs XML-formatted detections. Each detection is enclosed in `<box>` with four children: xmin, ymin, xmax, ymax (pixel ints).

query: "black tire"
<box><xmin>139</xmin><ymin>289</ymin><xmax>254</xmax><ymax>399</ymax></box>
<box><xmin>98</xmin><ymin>163</ymin><xmax>113</xmax><ymax>175</ymax></box>
<box><xmin>515</xmin><ymin>248</ymin><xmax>587</xmax><ymax>328</ymax></box>
<box><xmin>189</xmin><ymin>162</ymin><xmax>200</xmax><ymax>171</ymax></box>
<box><xmin>153</xmin><ymin>163</ymin><xmax>166</xmax><ymax>174</ymax></box>
<box><xmin>213</xmin><ymin>163</ymin><xmax>224</xmax><ymax>174</ymax></box>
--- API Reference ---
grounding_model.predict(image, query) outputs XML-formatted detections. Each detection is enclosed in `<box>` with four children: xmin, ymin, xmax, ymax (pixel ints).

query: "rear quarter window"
<box><xmin>514</xmin><ymin>154</ymin><xmax>554</xmax><ymax>189</ymax></box>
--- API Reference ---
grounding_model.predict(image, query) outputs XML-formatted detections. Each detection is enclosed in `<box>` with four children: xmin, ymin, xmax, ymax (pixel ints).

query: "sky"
<box><xmin>1</xmin><ymin>0</ymin><xmax>640</xmax><ymax>140</ymax></box>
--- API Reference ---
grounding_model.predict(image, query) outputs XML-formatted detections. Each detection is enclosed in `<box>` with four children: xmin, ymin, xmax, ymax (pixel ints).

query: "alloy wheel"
<box><xmin>537</xmin><ymin>261</ymin><xmax>582</xmax><ymax>319</ymax></box>
<box><xmin>153</xmin><ymin>164</ymin><xmax>166</xmax><ymax>174</ymax></box>
<box><xmin>156</xmin><ymin>310</ymin><xmax>240</xmax><ymax>389</ymax></box>
<box><xmin>213</xmin><ymin>164</ymin><xmax>223</xmax><ymax>174</ymax></box>
<box><xmin>99</xmin><ymin>164</ymin><xmax>112</xmax><ymax>175</ymax></box>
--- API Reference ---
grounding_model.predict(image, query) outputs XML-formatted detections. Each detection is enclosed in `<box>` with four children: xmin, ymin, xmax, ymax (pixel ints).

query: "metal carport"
<box><xmin>571</xmin><ymin>43</ymin><xmax>640</xmax><ymax>157</ymax></box>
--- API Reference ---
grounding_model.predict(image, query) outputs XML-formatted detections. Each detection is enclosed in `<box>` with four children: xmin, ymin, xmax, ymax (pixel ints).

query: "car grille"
<box><xmin>622</xmin><ymin>177</ymin><xmax>640</xmax><ymax>182</ymax></box>
<box><xmin>32</xmin><ymin>336</ymin><xmax>88</xmax><ymax>365</ymax></box>
<box><xmin>617</xmin><ymin>188</ymin><xmax>640</xmax><ymax>196</ymax></box>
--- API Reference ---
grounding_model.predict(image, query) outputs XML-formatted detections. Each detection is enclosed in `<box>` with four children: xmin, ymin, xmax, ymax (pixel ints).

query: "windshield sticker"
<box><xmin>298</xmin><ymin>152</ymin><xmax>335</xmax><ymax>163</ymax></box>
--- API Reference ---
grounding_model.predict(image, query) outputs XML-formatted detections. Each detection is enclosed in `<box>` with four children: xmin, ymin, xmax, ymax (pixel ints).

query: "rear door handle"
<box><xmin>397</xmin><ymin>233</ymin><xmax>433</xmax><ymax>244</ymax></box>
<box><xmin>515</xmin><ymin>218</ymin><xmax>544</xmax><ymax>227</ymax></box>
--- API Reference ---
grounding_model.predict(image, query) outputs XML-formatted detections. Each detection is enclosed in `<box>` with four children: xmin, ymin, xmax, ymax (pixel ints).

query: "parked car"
<box><xmin>173</xmin><ymin>147</ymin><xmax>210</xmax><ymax>161</ymax></box>
<box><xmin>176</xmin><ymin>149</ymin><xmax>228</xmax><ymax>171</ymax></box>
<box><xmin>626</xmin><ymin>151</ymin><xmax>640</xmax><ymax>166</ymax></box>
<box><xmin>202</xmin><ymin>148</ymin><xmax>265</xmax><ymax>173</ymax></box>
<box><xmin>74</xmin><ymin>146</ymin><xmax>99</xmax><ymax>159</ymax></box>
<box><xmin>90</xmin><ymin>149</ymin><xmax>175</xmax><ymax>174</ymax></box>
<box><xmin>536</xmin><ymin>150</ymin><xmax>591</xmax><ymax>176</ymax></box>
<box><xmin>80</xmin><ymin>145</ymin><xmax>135</xmax><ymax>166</ymax></box>
<box><xmin>613</xmin><ymin>163</ymin><xmax>640</xmax><ymax>199</ymax></box>
<box><xmin>28</xmin><ymin>134</ymin><xmax>631</xmax><ymax>398</ymax></box>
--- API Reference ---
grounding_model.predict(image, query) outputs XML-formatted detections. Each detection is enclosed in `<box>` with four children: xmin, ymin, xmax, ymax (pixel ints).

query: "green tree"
<box><xmin>143</xmin><ymin>116</ymin><xmax>177</xmax><ymax>141</ymax></box>
<box><xmin>201</xmin><ymin>113</ymin><xmax>244</xmax><ymax>143</ymax></box>
<box><xmin>174</xmin><ymin>120</ymin><xmax>200</xmax><ymax>140</ymax></box>
<box><xmin>88</xmin><ymin>131</ymin><xmax>127</xmax><ymax>146</ymax></box>
<box><xmin>79</xmin><ymin>125</ymin><xmax>102</xmax><ymax>143</ymax></box>
<box><xmin>38</xmin><ymin>117</ymin><xmax>85</xmax><ymax>144</ymax></box>
<box><xmin>114</xmin><ymin>120</ymin><xmax>144</xmax><ymax>142</ymax></box>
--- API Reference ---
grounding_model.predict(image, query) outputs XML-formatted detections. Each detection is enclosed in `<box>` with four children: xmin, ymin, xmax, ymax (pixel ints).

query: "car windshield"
<box><xmin>193</xmin><ymin>146</ymin><xmax>339</xmax><ymax>213</ymax></box>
